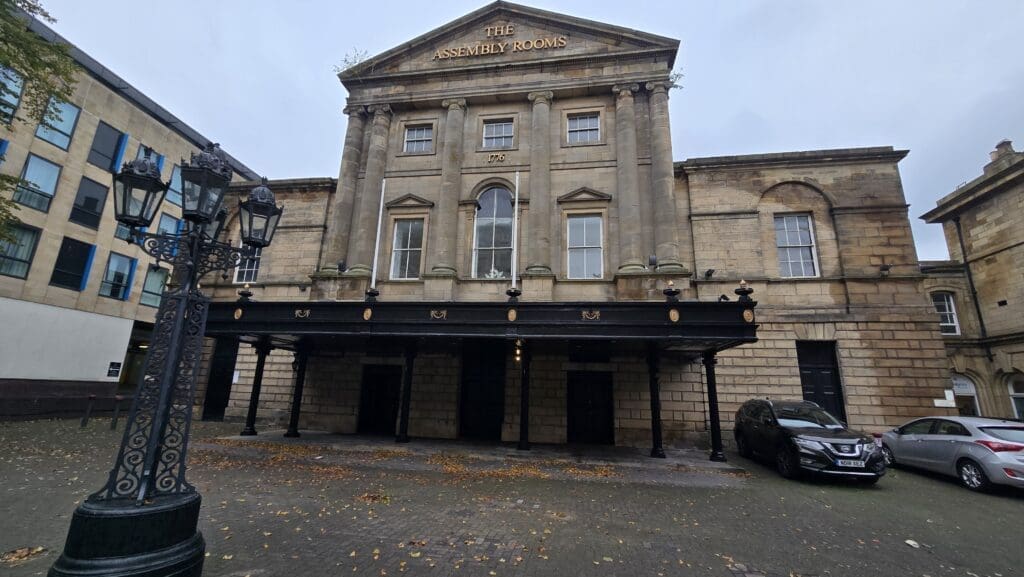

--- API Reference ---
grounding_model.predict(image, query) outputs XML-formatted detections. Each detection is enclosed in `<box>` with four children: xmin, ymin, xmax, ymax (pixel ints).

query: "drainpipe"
<box><xmin>953</xmin><ymin>216</ymin><xmax>993</xmax><ymax>361</ymax></box>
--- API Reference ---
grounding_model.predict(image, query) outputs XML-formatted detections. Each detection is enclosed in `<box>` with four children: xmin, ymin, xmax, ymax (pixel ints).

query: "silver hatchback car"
<box><xmin>880</xmin><ymin>416</ymin><xmax>1024</xmax><ymax>491</ymax></box>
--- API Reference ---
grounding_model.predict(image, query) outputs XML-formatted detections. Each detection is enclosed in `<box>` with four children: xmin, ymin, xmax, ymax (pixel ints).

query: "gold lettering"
<box><xmin>484</xmin><ymin>26</ymin><xmax>494</xmax><ymax>36</ymax></box>
<box><xmin>432</xmin><ymin>49</ymin><xmax>442</xmax><ymax>60</ymax></box>
<box><xmin>557</xmin><ymin>36</ymin><xmax>567</xmax><ymax>47</ymax></box>
<box><xmin>497</xmin><ymin>41</ymin><xmax>507</xmax><ymax>53</ymax></box>
<box><xmin>512</xmin><ymin>40</ymin><xmax>524</xmax><ymax>51</ymax></box>
<box><xmin>507</xmin><ymin>24</ymin><xmax>515</xmax><ymax>35</ymax></box>
<box><xmin>542</xmin><ymin>37</ymin><xmax>556</xmax><ymax>49</ymax></box>
<box><xmin>457</xmin><ymin>47</ymin><xmax>467</xmax><ymax>57</ymax></box>
<box><xmin>468</xmin><ymin>44</ymin><xmax>479</xmax><ymax>56</ymax></box>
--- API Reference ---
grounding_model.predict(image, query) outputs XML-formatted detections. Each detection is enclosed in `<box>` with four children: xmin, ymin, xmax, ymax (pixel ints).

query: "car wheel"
<box><xmin>957</xmin><ymin>459</ymin><xmax>991</xmax><ymax>492</ymax></box>
<box><xmin>736</xmin><ymin>432</ymin><xmax>753</xmax><ymax>458</ymax></box>
<box><xmin>775</xmin><ymin>444</ymin><xmax>800</xmax><ymax>479</ymax></box>
<box><xmin>881</xmin><ymin>444</ymin><xmax>896</xmax><ymax>467</ymax></box>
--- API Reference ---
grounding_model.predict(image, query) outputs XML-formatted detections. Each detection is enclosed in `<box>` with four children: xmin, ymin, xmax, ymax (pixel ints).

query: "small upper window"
<box><xmin>774</xmin><ymin>214</ymin><xmax>818</xmax><ymax>278</ymax></box>
<box><xmin>567</xmin><ymin>113</ymin><xmax>600</xmax><ymax>144</ymax></box>
<box><xmin>35</xmin><ymin>97</ymin><xmax>80</xmax><ymax>150</ymax></box>
<box><xmin>140</xmin><ymin>266</ymin><xmax>169</xmax><ymax>307</ymax></box>
<box><xmin>567</xmin><ymin>214</ymin><xmax>603</xmax><ymax>279</ymax></box>
<box><xmin>69</xmin><ymin>177</ymin><xmax>109</xmax><ymax>229</ymax></box>
<box><xmin>166</xmin><ymin>165</ymin><xmax>183</xmax><ymax>206</ymax></box>
<box><xmin>403</xmin><ymin>126</ymin><xmax>433</xmax><ymax>153</ymax></box>
<box><xmin>50</xmin><ymin>237</ymin><xmax>94</xmax><ymax>291</ymax></box>
<box><xmin>931</xmin><ymin>292</ymin><xmax>960</xmax><ymax>335</ymax></box>
<box><xmin>234</xmin><ymin>242</ymin><xmax>261</xmax><ymax>284</ymax></box>
<box><xmin>99</xmin><ymin>252</ymin><xmax>136</xmax><ymax>300</ymax></box>
<box><xmin>0</xmin><ymin>225</ymin><xmax>41</xmax><ymax>279</ymax></box>
<box><xmin>390</xmin><ymin>219</ymin><xmax>424</xmax><ymax>279</ymax></box>
<box><xmin>482</xmin><ymin>120</ymin><xmax>514</xmax><ymax>149</ymax></box>
<box><xmin>473</xmin><ymin>187</ymin><xmax>513</xmax><ymax>278</ymax></box>
<box><xmin>14</xmin><ymin>154</ymin><xmax>61</xmax><ymax>212</ymax></box>
<box><xmin>1</xmin><ymin>66</ymin><xmax>23</xmax><ymax>124</ymax></box>
<box><xmin>87</xmin><ymin>121</ymin><xmax>125</xmax><ymax>171</ymax></box>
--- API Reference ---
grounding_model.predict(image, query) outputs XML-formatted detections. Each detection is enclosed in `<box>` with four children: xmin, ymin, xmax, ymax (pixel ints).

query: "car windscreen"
<box><xmin>773</xmin><ymin>405</ymin><xmax>844</xmax><ymax>429</ymax></box>
<box><xmin>980</xmin><ymin>427</ymin><xmax>1024</xmax><ymax>443</ymax></box>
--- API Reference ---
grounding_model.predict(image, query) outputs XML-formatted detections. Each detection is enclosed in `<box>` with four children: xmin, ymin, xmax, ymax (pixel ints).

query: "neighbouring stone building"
<box><xmin>0</xmin><ymin>13</ymin><xmax>256</xmax><ymax>417</ymax></box>
<box><xmin>195</xmin><ymin>1</ymin><xmax>956</xmax><ymax>455</ymax></box>
<box><xmin>921</xmin><ymin>140</ymin><xmax>1024</xmax><ymax>419</ymax></box>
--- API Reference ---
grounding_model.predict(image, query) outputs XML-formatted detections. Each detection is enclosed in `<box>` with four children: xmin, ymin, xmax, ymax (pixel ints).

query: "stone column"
<box><xmin>646</xmin><ymin>81</ymin><xmax>683</xmax><ymax>272</ymax></box>
<box><xmin>322</xmin><ymin>105</ymin><xmax>367</xmax><ymax>271</ymax></box>
<box><xmin>428</xmin><ymin>98</ymin><xmax>466</xmax><ymax>275</ymax></box>
<box><xmin>345</xmin><ymin>104</ymin><xmax>392</xmax><ymax>275</ymax></box>
<box><xmin>613</xmin><ymin>84</ymin><xmax>644</xmax><ymax>273</ymax></box>
<box><xmin>525</xmin><ymin>91</ymin><xmax>554</xmax><ymax>275</ymax></box>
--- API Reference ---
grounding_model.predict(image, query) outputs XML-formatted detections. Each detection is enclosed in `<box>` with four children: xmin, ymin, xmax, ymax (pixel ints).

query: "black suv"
<box><xmin>733</xmin><ymin>399</ymin><xmax>886</xmax><ymax>483</ymax></box>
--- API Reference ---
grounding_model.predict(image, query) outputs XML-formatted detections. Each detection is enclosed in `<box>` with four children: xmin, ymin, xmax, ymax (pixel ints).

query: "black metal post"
<box><xmin>703</xmin><ymin>351</ymin><xmax>726</xmax><ymax>462</ymax></box>
<box><xmin>110</xmin><ymin>395</ymin><xmax>124</xmax><ymax>430</ymax></box>
<box><xmin>284</xmin><ymin>344</ymin><xmax>309</xmax><ymax>438</ymax></box>
<box><xmin>80</xmin><ymin>394</ymin><xmax>96</xmax><ymax>428</ymax></box>
<box><xmin>396</xmin><ymin>343</ymin><xmax>416</xmax><ymax>443</ymax></box>
<box><xmin>241</xmin><ymin>339</ymin><xmax>272</xmax><ymax>436</ymax></box>
<box><xmin>647</xmin><ymin>343</ymin><xmax>666</xmax><ymax>458</ymax></box>
<box><xmin>517</xmin><ymin>341</ymin><xmax>531</xmax><ymax>451</ymax></box>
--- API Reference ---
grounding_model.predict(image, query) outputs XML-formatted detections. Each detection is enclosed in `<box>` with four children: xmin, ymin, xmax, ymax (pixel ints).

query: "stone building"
<box><xmin>921</xmin><ymin>140</ymin><xmax>1024</xmax><ymax>419</ymax></box>
<box><xmin>0</xmin><ymin>14</ymin><xmax>256</xmax><ymax>417</ymax></box>
<box><xmin>198</xmin><ymin>1</ymin><xmax>955</xmax><ymax>455</ymax></box>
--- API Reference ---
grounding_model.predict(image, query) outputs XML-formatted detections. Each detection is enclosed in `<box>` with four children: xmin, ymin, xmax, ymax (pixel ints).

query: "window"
<box><xmin>931</xmin><ymin>292</ymin><xmax>960</xmax><ymax>335</ymax></box>
<box><xmin>567</xmin><ymin>113</ymin><xmax>600</xmax><ymax>144</ymax></box>
<box><xmin>403</xmin><ymin>126</ymin><xmax>433</xmax><ymax>153</ymax></box>
<box><xmin>1009</xmin><ymin>374</ymin><xmax>1024</xmax><ymax>419</ymax></box>
<box><xmin>934</xmin><ymin>420</ymin><xmax>971</xmax><ymax>436</ymax></box>
<box><xmin>899</xmin><ymin>419</ymin><xmax>935</xmax><ymax>435</ymax></box>
<box><xmin>234</xmin><ymin>243</ymin><xmax>261</xmax><ymax>284</ymax></box>
<box><xmin>114</xmin><ymin>223</ymin><xmax>132</xmax><ymax>241</ymax></box>
<box><xmin>951</xmin><ymin>373</ymin><xmax>979</xmax><ymax>416</ymax></box>
<box><xmin>0</xmin><ymin>225</ymin><xmax>40</xmax><ymax>279</ymax></box>
<box><xmin>1</xmin><ymin>66</ymin><xmax>23</xmax><ymax>124</ymax></box>
<box><xmin>69</xmin><ymin>177</ymin><xmax>109</xmax><ymax>229</ymax></box>
<box><xmin>473</xmin><ymin>187</ymin><xmax>513</xmax><ymax>278</ymax></box>
<box><xmin>390</xmin><ymin>219</ymin><xmax>424</xmax><ymax>279</ymax></box>
<box><xmin>14</xmin><ymin>154</ymin><xmax>61</xmax><ymax>212</ymax></box>
<box><xmin>140</xmin><ymin>266</ymin><xmax>169</xmax><ymax>307</ymax></box>
<box><xmin>567</xmin><ymin>214</ymin><xmax>602</xmax><ymax>279</ymax></box>
<box><xmin>50</xmin><ymin>237</ymin><xmax>94</xmax><ymax>291</ymax></box>
<box><xmin>157</xmin><ymin>214</ymin><xmax>181</xmax><ymax>236</ymax></box>
<box><xmin>99</xmin><ymin>252</ymin><xmax>136</xmax><ymax>300</ymax></box>
<box><xmin>166</xmin><ymin>165</ymin><xmax>183</xmax><ymax>206</ymax></box>
<box><xmin>35</xmin><ymin>98</ymin><xmax>80</xmax><ymax>150</ymax></box>
<box><xmin>774</xmin><ymin>214</ymin><xmax>818</xmax><ymax>277</ymax></box>
<box><xmin>87</xmin><ymin>121</ymin><xmax>126</xmax><ymax>171</ymax></box>
<box><xmin>482</xmin><ymin>120</ymin><xmax>514</xmax><ymax>149</ymax></box>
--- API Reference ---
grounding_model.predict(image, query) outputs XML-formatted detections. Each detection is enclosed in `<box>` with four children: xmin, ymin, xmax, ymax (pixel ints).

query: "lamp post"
<box><xmin>49</xmin><ymin>144</ymin><xmax>283</xmax><ymax>577</ymax></box>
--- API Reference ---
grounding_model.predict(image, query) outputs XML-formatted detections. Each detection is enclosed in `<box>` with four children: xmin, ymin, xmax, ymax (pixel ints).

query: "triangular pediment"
<box><xmin>385</xmin><ymin>194</ymin><xmax>435</xmax><ymax>209</ymax></box>
<box><xmin>341</xmin><ymin>1</ymin><xmax>678</xmax><ymax>81</ymax></box>
<box><xmin>557</xmin><ymin>187</ymin><xmax>612</xmax><ymax>203</ymax></box>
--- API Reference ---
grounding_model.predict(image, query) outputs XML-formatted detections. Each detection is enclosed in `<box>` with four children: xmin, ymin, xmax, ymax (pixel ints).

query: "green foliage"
<box><xmin>0</xmin><ymin>0</ymin><xmax>79</xmax><ymax>243</ymax></box>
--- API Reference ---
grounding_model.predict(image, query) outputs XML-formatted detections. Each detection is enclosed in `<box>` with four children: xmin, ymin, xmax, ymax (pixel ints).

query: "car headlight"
<box><xmin>861</xmin><ymin>442</ymin><xmax>877</xmax><ymax>453</ymax></box>
<box><xmin>793</xmin><ymin>438</ymin><xmax>825</xmax><ymax>451</ymax></box>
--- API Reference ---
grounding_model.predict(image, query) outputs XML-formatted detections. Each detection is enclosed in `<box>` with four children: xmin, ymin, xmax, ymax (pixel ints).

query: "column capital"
<box><xmin>612</xmin><ymin>83</ymin><xmax>639</xmax><ymax>98</ymax></box>
<box><xmin>343</xmin><ymin>104</ymin><xmax>366</xmax><ymax>117</ymax></box>
<box><xmin>441</xmin><ymin>98</ymin><xmax>467</xmax><ymax>111</ymax></box>
<box><xmin>645</xmin><ymin>81</ymin><xmax>672</xmax><ymax>96</ymax></box>
<box><xmin>367</xmin><ymin>103</ymin><xmax>392</xmax><ymax>116</ymax></box>
<box><xmin>527</xmin><ymin>90</ymin><xmax>554</xmax><ymax>105</ymax></box>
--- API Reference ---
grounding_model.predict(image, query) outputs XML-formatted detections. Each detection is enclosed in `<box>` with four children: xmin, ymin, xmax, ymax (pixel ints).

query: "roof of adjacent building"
<box><xmin>920</xmin><ymin>140</ymin><xmax>1024</xmax><ymax>223</ymax></box>
<box><xmin>677</xmin><ymin>146</ymin><xmax>908</xmax><ymax>172</ymax></box>
<box><xmin>22</xmin><ymin>12</ymin><xmax>259</xmax><ymax>181</ymax></box>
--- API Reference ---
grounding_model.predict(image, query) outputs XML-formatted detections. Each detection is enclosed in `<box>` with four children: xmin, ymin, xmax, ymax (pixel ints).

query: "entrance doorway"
<box><xmin>795</xmin><ymin>341</ymin><xmax>846</xmax><ymax>421</ymax></box>
<box><xmin>202</xmin><ymin>338</ymin><xmax>238</xmax><ymax>421</ymax></box>
<box><xmin>459</xmin><ymin>340</ymin><xmax>506</xmax><ymax>440</ymax></box>
<box><xmin>566</xmin><ymin>371</ymin><xmax>614</xmax><ymax>444</ymax></box>
<box><xmin>358</xmin><ymin>364</ymin><xmax>402</xmax><ymax>436</ymax></box>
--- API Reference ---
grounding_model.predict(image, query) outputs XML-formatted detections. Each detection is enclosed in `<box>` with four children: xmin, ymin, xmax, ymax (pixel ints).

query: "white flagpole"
<box><xmin>370</xmin><ymin>178</ymin><xmax>386</xmax><ymax>290</ymax></box>
<box><xmin>511</xmin><ymin>171</ymin><xmax>520</xmax><ymax>289</ymax></box>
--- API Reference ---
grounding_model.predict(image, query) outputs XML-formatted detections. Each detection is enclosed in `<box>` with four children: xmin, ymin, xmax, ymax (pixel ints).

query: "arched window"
<box><xmin>1009</xmin><ymin>373</ymin><xmax>1024</xmax><ymax>419</ymax></box>
<box><xmin>951</xmin><ymin>373</ymin><xmax>979</xmax><ymax>416</ymax></box>
<box><xmin>473</xmin><ymin>187</ymin><xmax>513</xmax><ymax>278</ymax></box>
<box><xmin>930</xmin><ymin>292</ymin><xmax>960</xmax><ymax>335</ymax></box>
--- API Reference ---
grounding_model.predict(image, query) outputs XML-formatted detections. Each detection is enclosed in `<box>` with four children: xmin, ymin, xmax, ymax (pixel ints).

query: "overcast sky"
<box><xmin>41</xmin><ymin>0</ymin><xmax>1024</xmax><ymax>260</ymax></box>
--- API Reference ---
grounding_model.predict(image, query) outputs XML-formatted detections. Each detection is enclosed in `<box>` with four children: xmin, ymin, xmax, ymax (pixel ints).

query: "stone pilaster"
<box><xmin>428</xmin><ymin>98</ymin><xmax>467</xmax><ymax>276</ymax></box>
<box><xmin>646</xmin><ymin>81</ymin><xmax>684</xmax><ymax>273</ymax></box>
<box><xmin>345</xmin><ymin>104</ymin><xmax>392</xmax><ymax>276</ymax></box>
<box><xmin>525</xmin><ymin>90</ymin><xmax>554</xmax><ymax>276</ymax></box>
<box><xmin>322</xmin><ymin>105</ymin><xmax>367</xmax><ymax>271</ymax></box>
<box><xmin>613</xmin><ymin>84</ymin><xmax>644</xmax><ymax>273</ymax></box>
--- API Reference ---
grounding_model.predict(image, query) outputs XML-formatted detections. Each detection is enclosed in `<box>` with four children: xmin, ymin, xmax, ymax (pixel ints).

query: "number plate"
<box><xmin>836</xmin><ymin>459</ymin><xmax>866</xmax><ymax>468</ymax></box>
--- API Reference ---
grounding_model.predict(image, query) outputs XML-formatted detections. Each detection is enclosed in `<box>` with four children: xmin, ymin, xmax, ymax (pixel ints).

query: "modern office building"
<box><xmin>0</xmin><ymin>13</ymin><xmax>256</xmax><ymax>417</ymax></box>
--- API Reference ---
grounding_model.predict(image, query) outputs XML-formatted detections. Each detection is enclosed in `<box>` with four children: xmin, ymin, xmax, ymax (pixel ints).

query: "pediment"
<box><xmin>341</xmin><ymin>1</ymin><xmax>678</xmax><ymax>81</ymax></box>
<box><xmin>557</xmin><ymin>187</ymin><xmax>612</xmax><ymax>203</ymax></box>
<box><xmin>385</xmin><ymin>194</ymin><xmax>435</xmax><ymax>209</ymax></box>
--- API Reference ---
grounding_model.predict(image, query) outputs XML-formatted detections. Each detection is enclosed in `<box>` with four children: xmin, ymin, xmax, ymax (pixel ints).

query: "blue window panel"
<box><xmin>79</xmin><ymin>245</ymin><xmax>96</xmax><ymax>292</ymax></box>
<box><xmin>156</xmin><ymin>154</ymin><xmax>165</xmax><ymax>172</ymax></box>
<box><xmin>122</xmin><ymin>258</ymin><xmax>137</xmax><ymax>300</ymax></box>
<box><xmin>35</xmin><ymin>98</ymin><xmax>80</xmax><ymax>150</ymax></box>
<box><xmin>166</xmin><ymin>165</ymin><xmax>182</xmax><ymax>206</ymax></box>
<box><xmin>112</xmin><ymin>133</ymin><xmax>129</xmax><ymax>172</ymax></box>
<box><xmin>0</xmin><ymin>139</ymin><xmax>8</xmax><ymax>164</ymax></box>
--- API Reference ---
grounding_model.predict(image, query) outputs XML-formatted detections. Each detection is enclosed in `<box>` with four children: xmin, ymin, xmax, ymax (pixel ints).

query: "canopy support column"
<box><xmin>703</xmin><ymin>351</ymin><xmax>726</xmax><ymax>462</ymax></box>
<box><xmin>240</xmin><ymin>338</ymin><xmax>272</xmax><ymax>436</ymax></box>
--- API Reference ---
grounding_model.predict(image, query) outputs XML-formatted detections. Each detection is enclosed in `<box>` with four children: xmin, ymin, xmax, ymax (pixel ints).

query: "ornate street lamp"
<box><xmin>49</xmin><ymin>143</ymin><xmax>282</xmax><ymax>577</ymax></box>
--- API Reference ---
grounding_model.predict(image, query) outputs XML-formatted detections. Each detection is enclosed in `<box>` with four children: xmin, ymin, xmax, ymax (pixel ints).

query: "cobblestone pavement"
<box><xmin>2</xmin><ymin>420</ymin><xmax>1022</xmax><ymax>577</ymax></box>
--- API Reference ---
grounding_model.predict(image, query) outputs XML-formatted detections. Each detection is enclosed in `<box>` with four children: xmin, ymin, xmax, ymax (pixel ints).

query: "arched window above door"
<box><xmin>473</xmin><ymin>187</ymin><xmax>513</xmax><ymax>279</ymax></box>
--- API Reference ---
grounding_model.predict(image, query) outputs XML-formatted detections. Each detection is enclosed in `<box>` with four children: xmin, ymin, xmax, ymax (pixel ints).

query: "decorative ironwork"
<box><xmin>430</xmin><ymin>309</ymin><xmax>448</xmax><ymax>320</ymax></box>
<box><xmin>295</xmin><ymin>309</ymin><xmax>311</xmax><ymax>319</ymax></box>
<box><xmin>582</xmin><ymin>310</ymin><xmax>601</xmax><ymax>321</ymax></box>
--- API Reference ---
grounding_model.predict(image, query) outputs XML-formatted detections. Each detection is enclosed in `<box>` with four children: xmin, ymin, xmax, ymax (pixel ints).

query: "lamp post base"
<box><xmin>49</xmin><ymin>493</ymin><xmax>205</xmax><ymax>577</ymax></box>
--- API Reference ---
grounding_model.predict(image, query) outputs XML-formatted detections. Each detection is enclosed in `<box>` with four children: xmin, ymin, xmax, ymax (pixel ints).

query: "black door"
<box><xmin>567</xmin><ymin>371</ymin><xmax>614</xmax><ymax>445</ymax></box>
<box><xmin>796</xmin><ymin>341</ymin><xmax>846</xmax><ymax>421</ymax></box>
<box><xmin>202</xmin><ymin>338</ymin><xmax>239</xmax><ymax>421</ymax></box>
<box><xmin>358</xmin><ymin>365</ymin><xmax>402</xmax><ymax>435</ymax></box>
<box><xmin>459</xmin><ymin>340</ymin><xmax>506</xmax><ymax>440</ymax></box>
